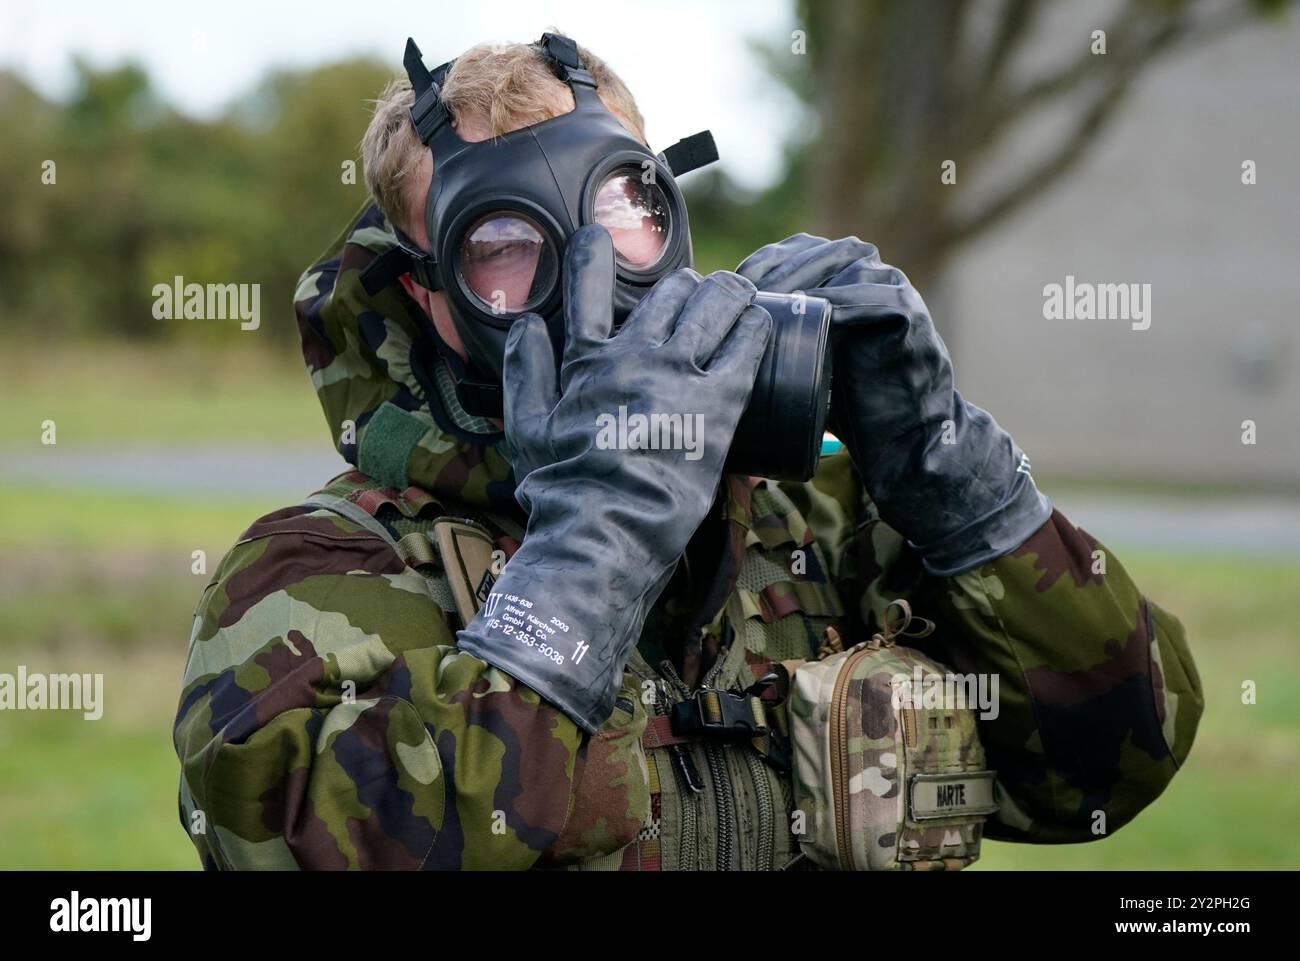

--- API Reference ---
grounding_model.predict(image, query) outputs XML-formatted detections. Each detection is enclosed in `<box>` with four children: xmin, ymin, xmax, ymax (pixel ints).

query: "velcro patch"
<box><xmin>358</xmin><ymin>402</ymin><xmax>429</xmax><ymax>489</ymax></box>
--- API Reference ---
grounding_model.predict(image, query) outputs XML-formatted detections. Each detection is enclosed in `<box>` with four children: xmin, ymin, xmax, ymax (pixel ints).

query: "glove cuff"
<box><xmin>909</xmin><ymin>466</ymin><xmax>1052</xmax><ymax>577</ymax></box>
<box><xmin>456</xmin><ymin>632</ymin><xmax>605</xmax><ymax>735</ymax></box>
<box><xmin>863</xmin><ymin>396</ymin><xmax>1053</xmax><ymax>577</ymax></box>
<box><xmin>455</xmin><ymin>537</ymin><xmax>675</xmax><ymax>734</ymax></box>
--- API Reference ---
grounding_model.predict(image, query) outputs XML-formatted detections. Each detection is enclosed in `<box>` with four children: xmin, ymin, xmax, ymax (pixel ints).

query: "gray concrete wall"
<box><xmin>945</xmin><ymin>15</ymin><xmax>1299</xmax><ymax>488</ymax></box>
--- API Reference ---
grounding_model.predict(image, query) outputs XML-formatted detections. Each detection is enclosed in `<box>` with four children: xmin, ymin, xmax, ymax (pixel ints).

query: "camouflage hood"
<box><xmin>294</xmin><ymin>202</ymin><xmax>521</xmax><ymax>515</ymax></box>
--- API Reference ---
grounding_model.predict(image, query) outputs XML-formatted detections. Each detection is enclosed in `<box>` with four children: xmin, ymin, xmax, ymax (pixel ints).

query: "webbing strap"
<box><xmin>396</xmin><ymin>530</ymin><xmax>441</xmax><ymax>567</ymax></box>
<box><xmin>403</xmin><ymin>38</ymin><xmax>453</xmax><ymax>145</ymax></box>
<box><xmin>299</xmin><ymin>494</ymin><xmax>459</xmax><ymax>617</ymax></box>
<box><xmin>301</xmin><ymin>493</ymin><xmax>399</xmax><ymax>549</ymax></box>
<box><xmin>642</xmin><ymin>714</ymin><xmax>697</xmax><ymax>749</ymax></box>
<box><xmin>535</xmin><ymin>32</ymin><xmax>597</xmax><ymax>89</ymax></box>
<box><xmin>538</xmin><ymin>32</ymin><xmax>581</xmax><ymax>70</ymax></box>
<box><xmin>303</xmin><ymin>488</ymin><xmax>521</xmax><ymax>563</ymax></box>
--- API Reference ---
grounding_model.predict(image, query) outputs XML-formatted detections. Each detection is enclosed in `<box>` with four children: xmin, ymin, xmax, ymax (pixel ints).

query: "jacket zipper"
<box><xmin>830</xmin><ymin>644</ymin><xmax>873</xmax><ymax>870</ymax></box>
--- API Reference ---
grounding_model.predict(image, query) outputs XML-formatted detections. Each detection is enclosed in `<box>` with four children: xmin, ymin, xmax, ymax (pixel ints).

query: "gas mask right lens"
<box><xmin>592</xmin><ymin>170</ymin><xmax>671</xmax><ymax>270</ymax></box>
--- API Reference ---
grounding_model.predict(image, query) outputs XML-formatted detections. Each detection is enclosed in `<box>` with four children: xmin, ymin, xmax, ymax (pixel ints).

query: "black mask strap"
<box><xmin>404</xmin><ymin>38</ymin><xmax>455</xmax><ymax>146</ymax></box>
<box><xmin>360</xmin><ymin>224</ymin><xmax>439</xmax><ymax>295</ymax></box>
<box><xmin>534</xmin><ymin>32</ymin><xmax>603</xmax><ymax>108</ymax></box>
<box><xmin>662</xmin><ymin>130</ymin><xmax>719</xmax><ymax>176</ymax></box>
<box><xmin>360</xmin><ymin>247</ymin><xmax>412</xmax><ymax>296</ymax></box>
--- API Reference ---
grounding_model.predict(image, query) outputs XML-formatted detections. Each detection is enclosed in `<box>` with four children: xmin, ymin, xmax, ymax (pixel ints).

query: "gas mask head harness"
<box><xmin>363</xmin><ymin>33</ymin><xmax>833</xmax><ymax>481</ymax></box>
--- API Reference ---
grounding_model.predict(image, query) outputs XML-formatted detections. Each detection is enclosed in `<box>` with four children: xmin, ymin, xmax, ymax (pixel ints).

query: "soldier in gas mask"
<box><xmin>174</xmin><ymin>33</ymin><xmax>1201</xmax><ymax>870</ymax></box>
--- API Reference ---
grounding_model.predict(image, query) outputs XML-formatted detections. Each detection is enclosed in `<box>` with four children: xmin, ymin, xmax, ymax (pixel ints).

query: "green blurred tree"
<box><xmin>4</xmin><ymin>3</ymin><xmax>1292</xmax><ymax>343</ymax></box>
<box><xmin>227</xmin><ymin>59</ymin><xmax>394</xmax><ymax>343</ymax></box>
<box><xmin>0</xmin><ymin>57</ymin><xmax>392</xmax><ymax>343</ymax></box>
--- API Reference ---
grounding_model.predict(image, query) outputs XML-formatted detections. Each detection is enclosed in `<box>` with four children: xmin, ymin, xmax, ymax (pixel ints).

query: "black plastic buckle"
<box><xmin>409</xmin><ymin>83</ymin><xmax>451</xmax><ymax>145</ymax></box>
<box><xmin>756</xmin><ymin>728</ymin><xmax>792</xmax><ymax>774</ymax></box>
<box><xmin>535</xmin><ymin>32</ymin><xmax>597</xmax><ymax>89</ymax></box>
<box><xmin>538</xmin><ymin>32</ymin><xmax>581</xmax><ymax>69</ymax></box>
<box><xmin>670</xmin><ymin>688</ymin><xmax>767</xmax><ymax>740</ymax></box>
<box><xmin>400</xmin><ymin>244</ymin><xmax>439</xmax><ymax>293</ymax></box>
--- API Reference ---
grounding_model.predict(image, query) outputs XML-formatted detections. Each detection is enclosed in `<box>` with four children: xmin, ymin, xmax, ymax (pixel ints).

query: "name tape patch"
<box><xmin>908</xmin><ymin>771</ymin><xmax>999</xmax><ymax>820</ymax></box>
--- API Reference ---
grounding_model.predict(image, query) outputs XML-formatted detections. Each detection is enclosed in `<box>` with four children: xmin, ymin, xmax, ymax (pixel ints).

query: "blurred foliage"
<box><xmin>0</xmin><ymin>342</ymin><xmax>323</xmax><ymax>445</ymax></box>
<box><xmin>1</xmin><ymin>0</ymin><xmax>1293</xmax><ymax>341</ymax></box>
<box><xmin>0</xmin><ymin>52</ymin><xmax>780</xmax><ymax>346</ymax></box>
<box><xmin>0</xmin><ymin>57</ymin><xmax>392</xmax><ymax>344</ymax></box>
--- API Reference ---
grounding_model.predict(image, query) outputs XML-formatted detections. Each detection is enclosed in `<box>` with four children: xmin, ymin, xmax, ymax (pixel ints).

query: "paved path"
<box><xmin>1</xmin><ymin>444</ymin><xmax>348</xmax><ymax>498</ymax></box>
<box><xmin>3</xmin><ymin>445</ymin><xmax>1298</xmax><ymax>556</ymax></box>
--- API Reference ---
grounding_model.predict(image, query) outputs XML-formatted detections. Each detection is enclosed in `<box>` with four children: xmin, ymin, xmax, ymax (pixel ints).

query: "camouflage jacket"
<box><xmin>173</xmin><ymin>203</ymin><xmax>1203</xmax><ymax>870</ymax></box>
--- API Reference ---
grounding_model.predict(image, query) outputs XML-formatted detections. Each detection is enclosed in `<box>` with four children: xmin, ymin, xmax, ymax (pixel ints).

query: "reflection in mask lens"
<box><xmin>593</xmin><ymin>172</ymin><xmax>669</xmax><ymax>269</ymax></box>
<box><xmin>458</xmin><ymin>213</ymin><xmax>557</xmax><ymax>314</ymax></box>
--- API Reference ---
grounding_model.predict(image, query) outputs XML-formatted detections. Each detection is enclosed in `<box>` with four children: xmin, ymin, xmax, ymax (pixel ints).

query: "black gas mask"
<box><xmin>363</xmin><ymin>33</ymin><xmax>832</xmax><ymax>481</ymax></box>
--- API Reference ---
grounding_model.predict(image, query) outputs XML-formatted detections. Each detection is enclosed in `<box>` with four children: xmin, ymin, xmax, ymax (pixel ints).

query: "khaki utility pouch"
<box><xmin>787</xmin><ymin>600</ymin><xmax>998</xmax><ymax>871</ymax></box>
<box><xmin>430</xmin><ymin>518</ymin><xmax>499</xmax><ymax>625</ymax></box>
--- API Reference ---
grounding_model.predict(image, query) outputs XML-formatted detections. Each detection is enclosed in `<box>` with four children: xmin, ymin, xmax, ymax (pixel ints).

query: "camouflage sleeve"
<box><xmin>918</xmin><ymin>509</ymin><xmax>1203</xmax><ymax>843</ymax></box>
<box><xmin>173</xmin><ymin>507</ymin><xmax>595</xmax><ymax>870</ymax></box>
<box><xmin>800</xmin><ymin>451</ymin><xmax>1203</xmax><ymax>843</ymax></box>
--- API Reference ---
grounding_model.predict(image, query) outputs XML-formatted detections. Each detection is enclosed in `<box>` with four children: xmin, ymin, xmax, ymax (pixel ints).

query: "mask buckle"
<box><xmin>535</xmin><ymin>32</ymin><xmax>598</xmax><ymax>90</ymax></box>
<box><xmin>403</xmin><ymin>38</ymin><xmax>454</xmax><ymax>145</ymax></box>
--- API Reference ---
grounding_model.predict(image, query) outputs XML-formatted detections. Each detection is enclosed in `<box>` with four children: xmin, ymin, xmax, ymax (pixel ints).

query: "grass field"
<box><xmin>0</xmin><ymin>342</ymin><xmax>323</xmax><ymax>446</ymax></box>
<box><xmin>1</xmin><ymin>344</ymin><xmax>1297</xmax><ymax>869</ymax></box>
<box><xmin>0</xmin><ymin>482</ymin><xmax>1295</xmax><ymax>869</ymax></box>
<box><xmin>978</xmin><ymin>551</ymin><xmax>1300</xmax><ymax>870</ymax></box>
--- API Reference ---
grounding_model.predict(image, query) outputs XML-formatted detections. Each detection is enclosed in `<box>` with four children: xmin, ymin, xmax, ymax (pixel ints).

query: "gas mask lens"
<box><xmin>593</xmin><ymin>170</ymin><xmax>670</xmax><ymax>270</ymax></box>
<box><xmin>458</xmin><ymin>212</ymin><xmax>558</xmax><ymax>315</ymax></box>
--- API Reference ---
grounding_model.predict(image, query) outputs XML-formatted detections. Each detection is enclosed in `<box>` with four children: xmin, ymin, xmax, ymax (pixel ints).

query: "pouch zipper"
<box><xmin>743</xmin><ymin>748</ymin><xmax>776</xmax><ymax>871</ymax></box>
<box><xmin>704</xmin><ymin>743</ymin><xmax>736</xmax><ymax>871</ymax></box>
<box><xmin>656</xmin><ymin>658</ymin><xmax>702</xmax><ymax>868</ymax></box>
<box><xmin>661</xmin><ymin>632</ymin><xmax>742</xmax><ymax>871</ymax></box>
<box><xmin>830</xmin><ymin>644</ymin><xmax>874</xmax><ymax>870</ymax></box>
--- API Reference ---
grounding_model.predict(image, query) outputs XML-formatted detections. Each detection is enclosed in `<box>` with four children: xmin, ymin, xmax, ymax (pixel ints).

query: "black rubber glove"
<box><xmin>738</xmin><ymin>234</ymin><xmax>1050</xmax><ymax>577</ymax></box>
<box><xmin>457</xmin><ymin>225</ymin><xmax>773</xmax><ymax>733</ymax></box>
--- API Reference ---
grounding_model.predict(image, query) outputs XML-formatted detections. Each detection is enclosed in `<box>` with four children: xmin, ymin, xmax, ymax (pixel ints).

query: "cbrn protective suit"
<box><xmin>172</xmin><ymin>197</ymin><xmax>1202</xmax><ymax>869</ymax></box>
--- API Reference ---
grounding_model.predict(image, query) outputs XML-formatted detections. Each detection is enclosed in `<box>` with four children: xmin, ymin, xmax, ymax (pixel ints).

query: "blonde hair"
<box><xmin>361</xmin><ymin>37</ymin><xmax>646</xmax><ymax>236</ymax></box>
